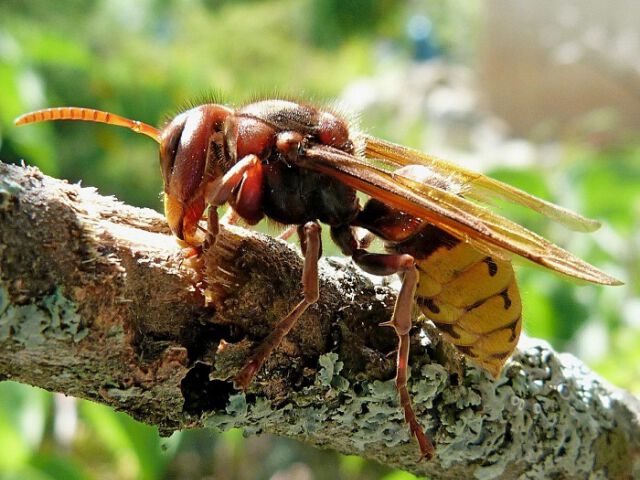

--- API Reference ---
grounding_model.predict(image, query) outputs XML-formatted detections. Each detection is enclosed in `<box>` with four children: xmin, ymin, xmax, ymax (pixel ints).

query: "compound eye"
<box><xmin>159</xmin><ymin>117</ymin><xmax>186</xmax><ymax>186</ymax></box>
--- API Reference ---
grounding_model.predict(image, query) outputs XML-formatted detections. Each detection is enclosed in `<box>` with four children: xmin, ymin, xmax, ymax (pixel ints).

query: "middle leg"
<box><xmin>234</xmin><ymin>221</ymin><xmax>322</xmax><ymax>389</ymax></box>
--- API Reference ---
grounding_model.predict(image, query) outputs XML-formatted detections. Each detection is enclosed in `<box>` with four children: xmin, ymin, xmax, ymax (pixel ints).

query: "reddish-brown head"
<box><xmin>158</xmin><ymin>105</ymin><xmax>232</xmax><ymax>244</ymax></box>
<box><xmin>15</xmin><ymin>104</ymin><xmax>232</xmax><ymax>245</ymax></box>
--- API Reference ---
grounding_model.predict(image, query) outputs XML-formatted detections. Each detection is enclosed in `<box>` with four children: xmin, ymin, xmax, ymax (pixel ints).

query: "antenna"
<box><xmin>15</xmin><ymin>107</ymin><xmax>161</xmax><ymax>143</ymax></box>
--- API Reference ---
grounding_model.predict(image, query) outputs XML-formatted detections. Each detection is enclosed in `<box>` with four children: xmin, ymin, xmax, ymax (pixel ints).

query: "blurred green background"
<box><xmin>0</xmin><ymin>0</ymin><xmax>638</xmax><ymax>479</ymax></box>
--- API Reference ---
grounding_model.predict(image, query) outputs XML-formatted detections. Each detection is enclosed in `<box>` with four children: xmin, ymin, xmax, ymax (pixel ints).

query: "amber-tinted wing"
<box><xmin>361</xmin><ymin>134</ymin><xmax>600</xmax><ymax>233</ymax></box>
<box><xmin>297</xmin><ymin>144</ymin><xmax>622</xmax><ymax>286</ymax></box>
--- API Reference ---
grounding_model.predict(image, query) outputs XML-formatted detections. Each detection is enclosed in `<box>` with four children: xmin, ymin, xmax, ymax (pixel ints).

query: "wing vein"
<box><xmin>298</xmin><ymin>144</ymin><xmax>621</xmax><ymax>286</ymax></box>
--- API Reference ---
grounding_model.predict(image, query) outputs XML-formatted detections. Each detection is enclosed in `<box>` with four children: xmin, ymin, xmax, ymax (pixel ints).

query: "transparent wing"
<box><xmin>298</xmin><ymin>144</ymin><xmax>621</xmax><ymax>286</ymax></box>
<box><xmin>361</xmin><ymin>134</ymin><xmax>601</xmax><ymax>233</ymax></box>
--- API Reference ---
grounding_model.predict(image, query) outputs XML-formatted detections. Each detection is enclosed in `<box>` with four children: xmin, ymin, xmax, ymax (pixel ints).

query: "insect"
<box><xmin>15</xmin><ymin>100</ymin><xmax>621</xmax><ymax>460</ymax></box>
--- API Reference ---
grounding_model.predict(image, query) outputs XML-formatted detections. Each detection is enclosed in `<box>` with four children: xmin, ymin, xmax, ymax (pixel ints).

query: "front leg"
<box><xmin>204</xmin><ymin>154</ymin><xmax>262</xmax><ymax>248</ymax></box>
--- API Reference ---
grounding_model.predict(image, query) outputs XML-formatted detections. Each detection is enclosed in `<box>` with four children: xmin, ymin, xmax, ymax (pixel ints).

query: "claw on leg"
<box><xmin>393</xmin><ymin>331</ymin><xmax>435</xmax><ymax>461</ymax></box>
<box><xmin>233</xmin><ymin>358</ymin><xmax>262</xmax><ymax>391</ymax></box>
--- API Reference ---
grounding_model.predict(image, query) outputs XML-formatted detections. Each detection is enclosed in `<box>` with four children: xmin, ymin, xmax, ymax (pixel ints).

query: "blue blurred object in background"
<box><xmin>406</xmin><ymin>14</ymin><xmax>440</xmax><ymax>61</ymax></box>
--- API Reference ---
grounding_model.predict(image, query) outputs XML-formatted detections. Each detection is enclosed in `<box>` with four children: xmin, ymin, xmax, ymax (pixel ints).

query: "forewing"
<box><xmin>361</xmin><ymin>134</ymin><xmax>601</xmax><ymax>233</ymax></box>
<box><xmin>298</xmin><ymin>144</ymin><xmax>621</xmax><ymax>286</ymax></box>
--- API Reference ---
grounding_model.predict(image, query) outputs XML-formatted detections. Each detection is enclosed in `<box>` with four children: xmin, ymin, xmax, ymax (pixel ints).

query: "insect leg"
<box><xmin>393</xmin><ymin>268</ymin><xmax>435</xmax><ymax>460</ymax></box>
<box><xmin>277</xmin><ymin>224</ymin><xmax>298</xmax><ymax>241</ymax></box>
<box><xmin>331</xmin><ymin>224</ymin><xmax>435</xmax><ymax>460</ymax></box>
<box><xmin>204</xmin><ymin>154</ymin><xmax>261</xmax><ymax>247</ymax></box>
<box><xmin>359</xmin><ymin>252</ymin><xmax>434</xmax><ymax>460</ymax></box>
<box><xmin>234</xmin><ymin>221</ymin><xmax>321</xmax><ymax>390</ymax></box>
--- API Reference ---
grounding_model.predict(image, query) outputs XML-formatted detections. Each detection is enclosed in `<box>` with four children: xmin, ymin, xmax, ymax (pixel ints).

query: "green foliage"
<box><xmin>0</xmin><ymin>0</ymin><xmax>376</xmax><ymax>209</ymax></box>
<box><xmin>381</xmin><ymin>472</ymin><xmax>418</xmax><ymax>480</ymax></box>
<box><xmin>308</xmin><ymin>0</ymin><xmax>404</xmax><ymax>48</ymax></box>
<box><xmin>79</xmin><ymin>403</ymin><xmax>166</xmax><ymax>480</ymax></box>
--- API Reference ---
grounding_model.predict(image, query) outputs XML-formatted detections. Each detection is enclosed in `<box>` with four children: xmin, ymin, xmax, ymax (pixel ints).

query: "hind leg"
<box><xmin>357</xmin><ymin>251</ymin><xmax>434</xmax><ymax>460</ymax></box>
<box><xmin>331</xmin><ymin>225</ymin><xmax>435</xmax><ymax>460</ymax></box>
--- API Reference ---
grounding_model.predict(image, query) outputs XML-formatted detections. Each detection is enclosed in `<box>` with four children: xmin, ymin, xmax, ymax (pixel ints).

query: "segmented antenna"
<box><xmin>14</xmin><ymin>107</ymin><xmax>161</xmax><ymax>143</ymax></box>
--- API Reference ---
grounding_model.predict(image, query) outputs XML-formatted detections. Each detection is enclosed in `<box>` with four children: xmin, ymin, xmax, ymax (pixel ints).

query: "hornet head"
<box><xmin>16</xmin><ymin>104</ymin><xmax>233</xmax><ymax>245</ymax></box>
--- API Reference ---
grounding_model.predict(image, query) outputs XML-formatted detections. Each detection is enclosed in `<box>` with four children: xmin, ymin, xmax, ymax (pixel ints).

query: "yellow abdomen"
<box><xmin>413</xmin><ymin>240</ymin><xmax>522</xmax><ymax>378</ymax></box>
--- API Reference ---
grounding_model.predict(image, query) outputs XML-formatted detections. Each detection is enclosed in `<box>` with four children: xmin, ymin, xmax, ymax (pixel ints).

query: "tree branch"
<box><xmin>1</xmin><ymin>161</ymin><xmax>638</xmax><ymax>478</ymax></box>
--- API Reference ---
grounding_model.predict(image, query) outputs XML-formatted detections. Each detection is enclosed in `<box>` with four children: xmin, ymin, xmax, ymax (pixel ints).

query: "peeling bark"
<box><xmin>0</xmin><ymin>162</ymin><xmax>639</xmax><ymax>479</ymax></box>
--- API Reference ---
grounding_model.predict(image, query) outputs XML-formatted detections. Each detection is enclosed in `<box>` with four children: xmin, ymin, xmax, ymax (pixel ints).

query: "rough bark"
<box><xmin>0</xmin><ymin>161</ymin><xmax>638</xmax><ymax>479</ymax></box>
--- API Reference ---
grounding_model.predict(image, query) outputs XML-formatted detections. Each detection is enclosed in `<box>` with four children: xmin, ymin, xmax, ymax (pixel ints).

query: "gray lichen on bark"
<box><xmin>0</xmin><ymin>162</ymin><xmax>639</xmax><ymax>479</ymax></box>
